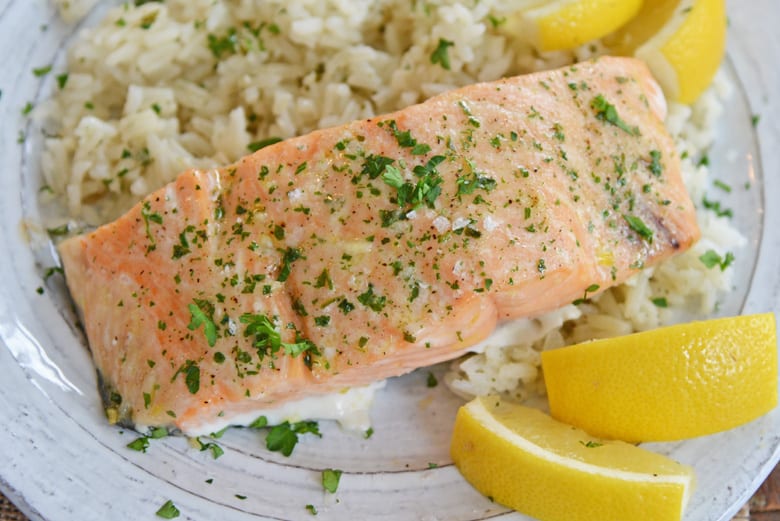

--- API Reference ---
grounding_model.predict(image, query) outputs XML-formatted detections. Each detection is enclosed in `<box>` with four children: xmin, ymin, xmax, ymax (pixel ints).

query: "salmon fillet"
<box><xmin>59</xmin><ymin>57</ymin><xmax>699</xmax><ymax>434</ymax></box>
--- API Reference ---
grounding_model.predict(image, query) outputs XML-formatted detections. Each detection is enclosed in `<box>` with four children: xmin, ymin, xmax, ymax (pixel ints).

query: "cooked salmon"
<box><xmin>58</xmin><ymin>57</ymin><xmax>699</xmax><ymax>434</ymax></box>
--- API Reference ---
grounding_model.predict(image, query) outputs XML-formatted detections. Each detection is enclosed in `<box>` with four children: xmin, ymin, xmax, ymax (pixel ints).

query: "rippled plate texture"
<box><xmin>0</xmin><ymin>1</ymin><xmax>779</xmax><ymax>520</ymax></box>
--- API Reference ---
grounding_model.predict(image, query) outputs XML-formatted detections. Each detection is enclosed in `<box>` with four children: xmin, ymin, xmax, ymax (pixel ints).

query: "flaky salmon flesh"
<box><xmin>59</xmin><ymin>57</ymin><xmax>699</xmax><ymax>434</ymax></box>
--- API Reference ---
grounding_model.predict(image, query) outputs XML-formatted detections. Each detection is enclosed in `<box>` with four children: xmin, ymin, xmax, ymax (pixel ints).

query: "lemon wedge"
<box><xmin>606</xmin><ymin>0</ymin><xmax>727</xmax><ymax>103</ymax></box>
<box><xmin>503</xmin><ymin>0</ymin><xmax>643</xmax><ymax>52</ymax></box>
<box><xmin>542</xmin><ymin>313</ymin><xmax>778</xmax><ymax>443</ymax></box>
<box><xmin>451</xmin><ymin>397</ymin><xmax>695</xmax><ymax>521</ymax></box>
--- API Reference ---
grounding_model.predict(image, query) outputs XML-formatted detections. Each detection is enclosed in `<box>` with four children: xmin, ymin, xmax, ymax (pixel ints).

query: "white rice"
<box><xmin>43</xmin><ymin>0</ymin><xmax>743</xmax><ymax>405</ymax></box>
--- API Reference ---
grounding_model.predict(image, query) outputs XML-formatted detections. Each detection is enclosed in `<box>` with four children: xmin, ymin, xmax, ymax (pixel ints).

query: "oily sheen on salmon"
<box><xmin>58</xmin><ymin>57</ymin><xmax>699</xmax><ymax>434</ymax></box>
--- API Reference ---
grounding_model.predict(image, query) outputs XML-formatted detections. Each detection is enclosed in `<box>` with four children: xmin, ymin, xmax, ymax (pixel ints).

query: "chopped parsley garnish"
<box><xmin>314</xmin><ymin>268</ymin><xmax>333</xmax><ymax>289</ymax></box>
<box><xmin>411</xmin><ymin>143</ymin><xmax>432</xmax><ymax>155</ymax></box>
<box><xmin>273</xmin><ymin>224</ymin><xmax>285</xmax><ymax>240</ymax></box>
<box><xmin>426</xmin><ymin>372</ymin><xmax>438</xmax><ymax>388</ymax></box>
<box><xmin>265</xmin><ymin>420</ymin><xmax>321</xmax><ymax>456</ymax></box>
<box><xmin>56</xmin><ymin>73</ymin><xmax>69</xmax><ymax>89</ymax></box>
<box><xmin>149</xmin><ymin>427</ymin><xmax>168</xmax><ymax>439</ymax></box>
<box><xmin>591</xmin><ymin>95</ymin><xmax>640</xmax><ymax>136</ymax></box>
<box><xmin>382</xmin><ymin>165</ymin><xmax>404</xmax><ymax>188</ymax></box>
<box><xmin>456</xmin><ymin>169</ymin><xmax>497</xmax><ymax>196</ymax></box>
<box><xmin>22</xmin><ymin>102</ymin><xmax>34</xmax><ymax>116</ymax></box>
<box><xmin>277</xmin><ymin>247</ymin><xmax>303</xmax><ymax>282</ymax></box>
<box><xmin>338</xmin><ymin>299</ymin><xmax>355</xmax><ymax>314</ymax></box>
<box><xmin>282</xmin><ymin>335</ymin><xmax>320</xmax><ymax>361</ymax></box>
<box><xmin>248</xmin><ymin>137</ymin><xmax>282</xmax><ymax>152</ymax></box>
<box><xmin>127</xmin><ymin>437</ymin><xmax>150</xmax><ymax>453</ymax></box>
<box><xmin>380</xmin><ymin>209</ymin><xmax>404</xmax><ymax>228</ymax></box>
<box><xmin>43</xmin><ymin>266</ymin><xmax>64</xmax><ymax>281</ymax></box>
<box><xmin>171</xmin><ymin>360</ymin><xmax>201</xmax><ymax>394</ymax></box>
<box><xmin>623</xmin><ymin>214</ymin><xmax>653</xmax><ymax>243</ymax></box>
<box><xmin>713</xmin><ymin>180</ymin><xmax>732</xmax><ymax>193</ymax></box>
<box><xmin>194</xmin><ymin>437</ymin><xmax>224</xmax><ymax>459</ymax></box>
<box><xmin>552</xmin><ymin>123</ymin><xmax>565</xmax><ymax>142</ymax></box>
<box><xmin>488</xmin><ymin>14</ymin><xmax>507</xmax><ymax>27</ymax></box>
<box><xmin>171</xmin><ymin>237</ymin><xmax>193</xmax><ymax>262</ymax></box>
<box><xmin>207</xmin><ymin>21</ymin><xmax>277</xmax><ymax>58</ymax></box>
<box><xmin>382</xmin><ymin>155</ymin><xmax>445</xmax><ymax>210</ymax></box>
<box><xmin>46</xmin><ymin>223</ymin><xmax>70</xmax><ymax>236</ymax></box>
<box><xmin>579</xmin><ymin>440</ymin><xmax>603</xmax><ymax>448</ymax></box>
<box><xmin>207</xmin><ymin>28</ymin><xmax>240</xmax><ymax>58</ymax></box>
<box><xmin>187</xmin><ymin>299</ymin><xmax>217</xmax><ymax>347</ymax></box>
<box><xmin>140</xmin><ymin>10</ymin><xmax>158</xmax><ymax>29</ymax></box>
<box><xmin>32</xmin><ymin>65</ymin><xmax>52</xmax><ymax>77</ymax></box>
<box><xmin>357</xmin><ymin>283</ymin><xmax>387</xmax><ymax>312</ymax></box>
<box><xmin>240</xmin><ymin>313</ymin><xmax>282</xmax><ymax>359</ymax></box>
<box><xmin>652</xmin><ymin>297</ymin><xmax>668</xmax><ymax>308</ymax></box>
<box><xmin>701</xmin><ymin>196</ymin><xmax>733</xmax><ymax>218</ymax></box>
<box><xmin>305</xmin><ymin>504</ymin><xmax>318</xmax><ymax>515</ymax></box>
<box><xmin>648</xmin><ymin>150</ymin><xmax>663</xmax><ymax>176</ymax></box>
<box><xmin>382</xmin><ymin>119</ymin><xmax>431</xmax><ymax>154</ymax></box>
<box><xmin>321</xmin><ymin>468</ymin><xmax>342</xmax><ymax>493</ymax></box>
<box><xmin>156</xmin><ymin>500</ymin><xmax>180</xmax><ymax>519</ymax></box>
<box><xmin>752</xmin><ymin>114</ymin><xmax>761</xmax><ymax>127</ymax></box>
<box><xmin>292</xmin><ymin>298</ymin><xmax>308</xmax><ymax>316</ymax></box>
<box><xmin>430</xmin><ymin>38</ymin><xmax>455</xmax><ymax>70</ymax></box>
<box><xmin>390</xmin><ymin>261</ymin><xmax>404</xmax><ymax>276</ymax></box>
<box><xmin>699</xmin><ymin>250</ymin><xmax>734</xmax><ymax>271</ymax></box>
<box><xmin>240</xmin><ymin>312</ymin><xmax>320</xmax><ymax>362</ymax></box>
<box><xmin>388</xmin><ymin>124</ymin><xmax>414</xmax><ymax>147</ymax></box>
<box><xmin>249</xmin><ymin>416</ymin><xmax>268</xmax><ymax>429</ymax></box>
<box><xmin>360</xmin><ymin>154</ymin><xmax>395</xmax><ymax>181</ymax></box>
<box><xmin>572</xmin><ymin>284</ymin><xmax>600</xmax><ymax>305</ymax></box>
<box><xmin>140</xmin><ymin>201</ymin><xmax>163</xmax><ymax>253</ymax></box>
<box><xmin>458</xmin><ymin>100</ymin><xmax>481</xmax><ymax>127</ymax></box>
<box><xmin>185</xmin><ymin>364</ymin><xmax>200</xmax><ymax>394</ymax></box>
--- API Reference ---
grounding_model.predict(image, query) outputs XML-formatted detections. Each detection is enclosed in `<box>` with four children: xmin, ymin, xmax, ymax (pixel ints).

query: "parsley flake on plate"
<box><xmin>321</xmin><ymin>468</ymin><xmax>342</xmax><ymax>493</ymax></box>
<box><xmin>156</xmin><ymin>500</ymin><xmax>180</xmax><ymax>519</ymax></box>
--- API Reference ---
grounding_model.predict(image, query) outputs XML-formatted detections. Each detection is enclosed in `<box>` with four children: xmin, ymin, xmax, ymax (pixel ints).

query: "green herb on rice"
<box><xmin>430</xmin><ymin>38</ymin><xmax>455</xmax><ymax>70</ymax></box>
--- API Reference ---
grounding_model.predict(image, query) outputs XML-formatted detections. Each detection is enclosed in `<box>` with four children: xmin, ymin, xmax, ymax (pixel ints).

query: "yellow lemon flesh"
<box><xmin>606</xmin><ymin>0</ymin><xmax>727</xmax><ymax>103</ymax></box>
<box><xmin>505</xmin><ymin>0</ymin><xmax>643</xmax><ymax>52</ymax></box>
<box><xmin>542</xmin><ymin>313</ymin><xmax>778</xmax><ymax>443</ymax></box>
<box><xmin>451</xmin><ymin>397</ymin><xmax>695</xmax><ymax>521</ymax></box>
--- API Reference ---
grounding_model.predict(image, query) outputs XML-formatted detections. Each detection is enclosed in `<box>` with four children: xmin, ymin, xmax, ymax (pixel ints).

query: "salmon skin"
<box><xmin>58</xmin><ymin>57</ymin><xmax>699</xmax><ymax>434</ymax></box>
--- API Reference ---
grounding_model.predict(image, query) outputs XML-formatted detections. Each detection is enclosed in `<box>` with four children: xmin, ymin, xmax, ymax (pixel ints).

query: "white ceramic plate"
<box><xmin>1</xmin><ymin>2</ymin><xmax>779</xmax><ymax>520</ymax></box>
